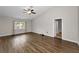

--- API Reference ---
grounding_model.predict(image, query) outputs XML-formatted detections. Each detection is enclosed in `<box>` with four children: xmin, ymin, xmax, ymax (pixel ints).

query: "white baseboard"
<box><xmin>62</xmin><ymin>38</ymin><xmax>79</xmax><ymax>45</ymax></box>
<box><xmin>0</xmin><ymin>34</ymin><xmax>13</xmax><ymax>37</ymax></box>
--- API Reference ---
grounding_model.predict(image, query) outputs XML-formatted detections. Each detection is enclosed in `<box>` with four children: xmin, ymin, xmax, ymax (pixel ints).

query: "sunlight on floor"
<box><xmin>12</xmin><ymin>35</ymin><xmax>28</xmax><ymax>48</ymax></box>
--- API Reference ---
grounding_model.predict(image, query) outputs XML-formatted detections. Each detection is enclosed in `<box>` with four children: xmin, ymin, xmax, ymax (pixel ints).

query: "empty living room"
<box><xmin>0</xmin><ymin>6</ymin><xmax>79</xmax><ymax>53</ymax></box>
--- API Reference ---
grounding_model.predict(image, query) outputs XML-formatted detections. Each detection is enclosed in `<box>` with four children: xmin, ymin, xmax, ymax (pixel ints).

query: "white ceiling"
<box><xmin>0</xmin><ymin>6</ymin><xmax>52</xmax><ymax>20</ymax></box>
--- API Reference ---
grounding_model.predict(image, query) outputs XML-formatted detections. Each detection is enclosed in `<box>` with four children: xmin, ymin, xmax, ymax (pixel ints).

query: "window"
<box><xmin>14</xmin><ymin>21</ymin><xmax>25</xmax><ymax>30</ymax></box>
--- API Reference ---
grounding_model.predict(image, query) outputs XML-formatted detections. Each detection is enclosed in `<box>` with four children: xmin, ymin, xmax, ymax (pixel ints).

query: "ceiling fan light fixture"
<box><xmin>23</xmin><ymin>6</ymin><xmax>36</xmax><ymax>15</ymax></box>
<box><xmin>27</xmin><ymin>11</ymin><xmax>31</xmax><ymax>14</ymax></box>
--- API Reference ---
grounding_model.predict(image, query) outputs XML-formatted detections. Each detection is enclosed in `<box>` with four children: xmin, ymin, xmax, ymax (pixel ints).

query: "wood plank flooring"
<box><xmin>0</xmin><ymin>32</ymin><xmax>79</xmax><ymax>53</ymax></box>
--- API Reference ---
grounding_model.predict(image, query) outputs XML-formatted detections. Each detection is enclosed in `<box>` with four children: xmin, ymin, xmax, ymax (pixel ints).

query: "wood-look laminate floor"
<box><xmin>0</xmin><ymin>32</ymin><xmax>79</xmax><ymax>53</ymax></box>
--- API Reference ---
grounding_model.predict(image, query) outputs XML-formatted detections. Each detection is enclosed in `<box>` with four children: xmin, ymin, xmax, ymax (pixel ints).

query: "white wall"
<box><xmin>0</xmin><ymin>17</ymin><xmax>14</xmax><ymax>36</ymax></box>
<box><xmin>32</xmin><ymin>11</ymin><xmax>54</xmax><ymax>37</ymax></box>
<box><xmin>32</xmin><ymin>6</ymin><xmax>79</xmax><ymax>44</ymax></box>
<box><xmin>77</xmin><ymin>7</ymin><xmax>79</xmax><ymax>44</ymax></box>
<box><xmin>26</xmin><ymin>20</ymin><xmax>32</xmax><ymax>32</ymax></box>
<box><xmin>61</xmin><ymin>7</ymin><xmax>79</xmax><ymax>44</ymax></box>
<box><xmin>0</xmin><ymin>16</ymin><xmax>31</xmax><ymax>37</ymax></box>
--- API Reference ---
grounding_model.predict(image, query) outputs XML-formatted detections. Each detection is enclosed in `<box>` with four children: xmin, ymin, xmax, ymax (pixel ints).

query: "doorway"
<box><xmin>13</xmin><ymin>21</ymin><xmax>26</xmax><ymax>35</ymax></box>
<box><xmin>54</xmin><ymin>19</ymin><xmax>62</xmax><ymax>39</ymax></box>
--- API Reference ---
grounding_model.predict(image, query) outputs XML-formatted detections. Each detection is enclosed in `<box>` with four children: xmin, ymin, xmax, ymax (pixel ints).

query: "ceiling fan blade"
<box><xmin>31</xmin><ymin>9</ymin><xmax>34</xmax><ymax>11</ymax></box>
<box><xmin>23</xmin><ymin>6</ymin><xmax>36</xmax><ymax>15</ymax></box>
<box><xmin>24</xmin><ymin>9</ymin><xmax>27</xmax><ymax>11</ymax></box>
<box><xmin>32</xmin><ymin>12</ymin><xmax>36</xmax><ymax>14</ymax></box>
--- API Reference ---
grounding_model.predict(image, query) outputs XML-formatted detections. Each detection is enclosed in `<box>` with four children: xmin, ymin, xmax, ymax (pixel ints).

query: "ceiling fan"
<box><xmin>23</xmin><ymin>6</ymin><xmax>36</xmax><ymax>15</ymax></box>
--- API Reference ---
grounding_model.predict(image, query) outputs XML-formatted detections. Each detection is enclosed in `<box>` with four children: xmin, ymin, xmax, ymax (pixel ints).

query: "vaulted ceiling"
<box><xmin>0</xmin><ymin>6</ymin><xmax>52</xmax><ymax>20</ymax></box>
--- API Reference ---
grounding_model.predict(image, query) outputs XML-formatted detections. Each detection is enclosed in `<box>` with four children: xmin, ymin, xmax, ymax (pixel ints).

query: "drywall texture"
<box><xmin>32</xmin><ymin>6</ymin><xmax>79</xmax><ymax>44</ymax></box>
<box><xmin>77</xmin><ymin>7</ymin><xmax>79</xmax><ymax>44</ymax></box>
<box><xmin>0</xmin><ymin>17</ymin><xmax>14</xmax><ymax>36</ymax></box>
<box><xmin>0</xmin><ymin>16</ymin><xmax>31</xmax><ymax>36</ymax></box>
